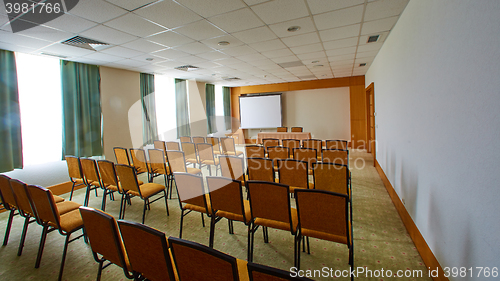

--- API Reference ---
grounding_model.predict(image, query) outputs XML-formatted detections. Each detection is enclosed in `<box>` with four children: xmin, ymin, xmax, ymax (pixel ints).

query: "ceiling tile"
<box><xmin>197</xmin><ymin>51</ymin><xmax>231</xmax><ymax>61</ymax></box>
<box><xmin>105</xmin><ymin>0</ymin><xmax>157</xmax><ymax>11</ymax></box>
<box><xmin>0</xmin><ymin>30</ymin><xmax>52</xmax><ymax>49</ymax></box>
<box><xmin>296</xmin><ymin>51</ymin><xmax>327</xmax><ymax>60</ymax></box>
<box><xmin>268</xmin><ymin>17</ymin><xmax>316</xmax><ymax>38</ymax></box>
<box><xmin>323</xmin><ymin>37</ymin><xmax>359</xmax><ymax>50</ymax></box>
<box><xmin>195</xmin><ymin>61</ymin><xmax>223</xmax><ymax>69</ymax></box>
<box><xmin>100</xmin><ymin>46</ymin><xmax>145</xmax><ymax>58</ymax></box>
<box><xmin>83</xmin><ymin>52</ymin><xmax>124</xmax><ymax>62</ymax></box>
<box><xmin>72</xmin><ymin>57</ymin><xmax>107</xmax><ymax>65</ymax></box>
<box><xmin>133</xmin><ymin>1</ymin><xmax>202</xmax><ymax>29</ymax></box>
<box><xmin>37</xmin><ymin>43</ymin><xmax>95</xmax><ymax>57</ymax></box>
<box><xmin>16</xmin><ymin>24</ymin><xmax>73</xmax><ymax>42</ymax></box>
<box><xmin>153</xmin><ymin>48</ymin><xmax>191</xmax><ymax>60</ymax></box>
<box><xmin>208</xmin><ymin>8</ymin><xmax>264</xmax><ymax>33</ymax></box>
<box><xmin>68</xmin><ymin>0</ymin><xmax>128</xmax><ymax>23</ymax></box>
<box><xmin>306</xmin><ymin>0</ymin><xmax>365</xmax><ymax>15</ymax></box>
<box><xmin>130</xmin><ymin>54</ymin><xmax>166</xmax><ymax>64</ymax></box>
<box><xmin>107</xmin><ymin>58</ymin><xmax>150</xmax><ymax>68</ymax></box>
<box><xmin>104</xmin><ymin>13</ymin><xmax>165</xmax><ymax>37</ymax></box>
<box><xmin>40</xmin><ymin>14</ymin><xmax>98</xmax><ymax>34</ymax></box>
<box><xmin>290</xmin><ymin>43</ymin><xmax>323</xmax><ymax>55</ymax></box>
<box><xmin>81</xmin><ymin>25</ymin><xmax>138</xmax><ymax>45</ymax></box>
<box><xmin>356</xmin><ymin>42</ymin><xmax>383</xmax><ymax>53</ymax></box>
<box><xmin>176</xmin><ymin>0</ymin><xmax>246</xmax><ymax>18</ymax></box>
<box><xmin>249</xmin><ymin>59</ymin><xmax>279</xmax><ymax>67</ymax></box>
<box><xmin>147</xmin><ymin>31</ymin><xmax>194</xmax><ymax>48</ymax></box>
<box><xmin>248</xmin><ymin>39</ymin><xmax>287</xmax><ymax>52</ymax></box>
<box><xmin>231</xmin><ymin>26</ymin><xmax>277</xmax><ymax>44</ymax></box>
<box><xmin>122</xmin><ymin>39</ymin><xmax>166</xmax><ymax>53</ymax></box>
<box><xmin>173</xmin><ymin>41</ymin><xmax>214</xmax><ymax>55</ymax></box>
<box><xmin>0</xmin><ymin>41</ymin><xmax>37</xmax><ymax>53</ymax></box>
<box><xmin>236</xmin><ymin>53</ymin><xmax>268</xmax><ymax>62</ymax></box>
<box><xmin>213</xmin><ymin>57</ymin><xmax>244</xmax><ymax>65</ymax></box>
<box><xmin>356</xmin><ymin>50</ymin><xmax>379</xmax><ymax>59</ymax></box>
<box><xmin>361</xmin><ymin>16</ymin><xmax>399</xmax><ymax>35</ymax></box>
<box><xmin>261</xmin><ymin>48</ymin><xmax>294</xmax><ymax>59</ymax></box>
<box><xmin>328</xmin><ymin>53</ymin><xmax>355</xmax><ymax>61</ymax></box>
<box><xmin>271</xmin><ymin>55</ymin><xmax>300</xmax><ymax>64</ymax></box>
<box><xmin>174</xmin><ymin>20</ymin><xmax>226</xmax><ymax>41</ymax></box>
<box><xmin>251</xmin><ymin>0</ymin><xmax>309</xmax><ymax>25</ymax></box>
<box><xmin>220</xmin><ymin>45</ymin><xmax>257</xmax><ymax>56</ymax></box>
<box><xmin>201</xmin><ymin>35</ymin><xmax>244</xmax><ymax>50</ymax></box>
<box><xmin>175</xmin><ymin>55</ymin><xmax>208</xmax><ymax>65</ymax></box>
<box><xmin>281</xmin><ymin>32</ymin><xmax>320</xmax><ymax>48</ymax></box>
<box><xmin>325</xmin><ymin>46</ymin><xmax>357</xmax><ymax>57</ymax></box>
<box><xmin>313</xmin><ymin>5</ymin><xmax>364</xmax><ymax>30</ymax></box>
<box><xmin>319</xmin><ymin>24</ymin><xmax>360</xmax><ymax>41</ymax></box>
<box><xmin>364</xmin><ymin>0</ymin><xmax>409</xmax><ymax>22</ymax></box>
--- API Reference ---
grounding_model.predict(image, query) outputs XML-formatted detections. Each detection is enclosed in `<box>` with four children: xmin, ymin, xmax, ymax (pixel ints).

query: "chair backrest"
<box><xmin>245</xmin><ymin>145</ymin><xmax>265</xmax><ymax>158</ymax></box>
<box><xmin>25</xmin><ymin>185</ymin><xmax>60</xmax><ymax>229</ymax></box>
<box><xmin>312</xmin><ymin>162</ymin><xmax>349</xmax><ymax>195</ymax></box>
<box><xmin>115</xmin><ymin>164</ymin><xmax>142</xmax><ymax>197</ymax></box>
<box><xmin>197</xmin><ymin>143</ymin><xmax>215</xmax><ymax>163</ymax></box>
<box><xmin>220</xmin><ymin>137</ymin><xmax>237</xmax><ymax>154</ymax></box>
<box><xmin>276</xmin><ymin>159</ymin><xmax>309</xmax><ymax>189</ymax></box>
<box><xmin>293</xmin><ymin>148</ymin><xmax>317</xmax><ymax>168</ymax></box>
<box><xmin>192</xmin><ymin>136</ymin><xmax>206</xmax><ymax>144</ymax></box>
<box><xmin>80</xmin><ymin>158</ymin><xmax>101</xmax><ymax>185</ymax></box>
<box><xmin>168</xmin><ymin>237</ymin><xmax>239</xmax><ymax>281</ymax></box>
<box><xmin>295</xmin><ymin>189</ymin><xmax>349</xmax><ymax>245</ymax></box>
<box><xmin>153</xmin><ymin>140</ymin><xmax>166</xmax><ymax>152</ymax></box>
<box><xmin>129</xmin><ymin>149</ymin><xmax>149</xmax><ymax>174</ymax></box>
<box><xmin>181</xmin><ymin>142</ymin><xmax>197</xmax><ymax>162</ymax></box>
<box><xmin>97</xmin><ymin>160</ymin><xmax>120</xmax><ymax>190</ymax></box>
<box><xmin>148</xmin><ymin>148</ymin><xmax>169</xmax><ymax>175</ymax></box>
<box><xmin>65</xmin><ymin>155</ymin><xmax>83</xmax><ymax>180</ymax></box>
<box><xmin>118</xmin><ymin>220</ymin><xmax>175</xmax><ymax>281</ymax></box>
<box><xmin>166</xmin><ymin>150</ymin><xmax>188</xmax><ymax>173</ymax></box>
<box><xmin>79</xmin><ymin>207</ymin><xmax>130</xmax><ymax>273</ymax></box>
<box><xmin>267</xmin><ymin>146</ymin><xmax>289</xmax><ymax>162</ymax></box>
<box><xmin>207</xmin><ymin>137</ymin><xmax>221</xmax><ymax>153</ymax></box>
<box><xmin>262</xmin><ymin>138</ymin><xmax>279</xmax><ymax>150</ymax></box>
<box><xmin>173</xmin><ymin>173</ymin><xmax>209</xmax><ymax>211</ymax></box>
<box><xmin>291</xmin><ymin>127</ymin><xmax>303</xmax><ymax>132</ymax></box>
<box><xmin>207</xmin><ymin>177</ymin><xmax>247</xmax><ymax>223</ymax></box>
<box><xmin>179</xmin><ymin>136</ymin><xmax>191</xmax><ymax>143</ymax></box>
<box><xmin>325</xmin><ymin>139</ymin><xmax>348</xmax><ymax>150</ymax></box>
<box><xmin>302</xmin><ymin>139</ymin><xmax>322</xmax><ymax>158</ymax></box>
<box><xmin>114</xmin><ymin>147</ymin><xmax>131</xmax><ymax>165</ymax></box>
<box><xmin>247</xmin><ymin>157</ymin><xmax>274</xmax><ymax>182</ymax></box>
<box><xmin>247</xmin><ymin>262</ymin><xmax>314</xmax><ymax>281</ymax></box>
<box><xmin>0</xmin><ymin>175</ymin><xmax>16</xmax><ymax>210</ymax></box>
<box><xmin>219</xmin><ymin>155</ymin><xmax>245</xmax><ymax>182</ymax></box>
<box><xmin>165</xmin><ymin>141</ymin><xmax>180</xmax><ymax>151</ymax></box>
<box><xmin>281</xmin><ymin>139</ymin><xmax>300</xmax><ymax>158</ymax></box>
<box><xmin>247</xmin><ymin>181</ymin><xmax>293</xmax><ymax>231</ymax></box>
<box><xmin>322</xmin><ymin>149</ymin><xmax>349</xmax><ymax>166</ymax></box>
<box><xmin>277</xmin><ymin>127</ymin><xmax>287</xmax><ymax>132</ymax></box>
<box><xmin>9</xmin><ymin>179</ymin><xmax>34</xmax><ymax>217</ymax></box>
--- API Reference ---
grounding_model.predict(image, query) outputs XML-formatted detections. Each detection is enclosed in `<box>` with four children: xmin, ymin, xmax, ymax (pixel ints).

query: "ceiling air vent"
<box><xmin>223</xmin><ymin>77</ymin><xmax>241</xmax><ymax>81</ymax></box>
<box><xmin>367</xmin><ymin>35</ymin><xmax>380</xmax><ymax>43</ymax></box>
<box><xmin>175</xmin><ymin>65</ymin><xmax>199</xmax><ymax>71</ymax></box>
<box><xmin>61</xmin><ymin>36</ymin><xmax>110</xmax><ymax>51</ymax></box>
<box><xmin>359</xmin><ymin>63</ymin><xmax>367</xmax><ymax>67</ymax></box>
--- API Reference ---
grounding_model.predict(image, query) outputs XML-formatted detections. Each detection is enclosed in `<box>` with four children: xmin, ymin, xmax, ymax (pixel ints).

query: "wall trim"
<box><xmin>375</xmin><ymin>160</ymin><xmax>448</xmax><ymax>281</ymax></box>
<box><xmin>47</xmin><ymin>181</ymin><xmax>84</xmax><ymax>196</ymax></box>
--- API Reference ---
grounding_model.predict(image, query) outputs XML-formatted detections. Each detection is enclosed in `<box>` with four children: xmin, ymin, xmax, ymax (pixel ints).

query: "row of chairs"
<box><xmin>261</xmin><ymin>138</ymin><xmax>348</xmax><ymax>159</ymax></box>
<box><xmin>248</xmin><ymin>145</ymin><xmax>349</xmax><ymax>167</ymax></box>
<box><xmin>0</xmin><ymin>175</ymin><xmax>85</xmax><ymax>281</ymax></box>
<box><xmin>173</xmin><ymin>174</ymin><xmax>353</xmax><ymax>272</ymax></box>
<box><xmin>81</xmin><ymin>206</ymin><xmax>314</xmax><ymax>281</ymax></box>
<box><xmin>277</xmin><ymin>126</ymin><xmax>303</xmax><ymax>132</ymax></box>
<box><xmin>169</xmin><ymin>136</ymin><xmax>244</xmax><ymax>157</ymax></box>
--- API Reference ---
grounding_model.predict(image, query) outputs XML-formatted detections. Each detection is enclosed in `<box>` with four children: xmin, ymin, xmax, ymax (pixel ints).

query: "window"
<box><xmin>154</xmin><ymin>75</ymin><xmax>177</xmax><ymax>141</ymax></box>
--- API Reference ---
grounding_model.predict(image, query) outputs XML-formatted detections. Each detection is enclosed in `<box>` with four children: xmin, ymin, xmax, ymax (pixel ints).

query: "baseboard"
<box><xmin>375</xmin><ymin>160</ymin><xmax>448</xmax><ymax>281</ymax></box>
<box><xmin>47</xmin><ymin>181</ymin><xmax>85</xmax><ymax>196</ymax></box>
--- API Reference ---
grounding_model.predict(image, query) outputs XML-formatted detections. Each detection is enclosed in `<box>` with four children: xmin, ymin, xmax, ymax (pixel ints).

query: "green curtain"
<box><xmin>0</xmin><ymin>50</ymin><xmax>23</xmax><ymax>172</ymax></box>
<box><xmin>223</xmin><ymin>86</ymin><xmax>231</xmax><ymax>131</ymax></box>
<box><xmin>140</xmin><ymin>73</ymin><xmax>158</xmax><ymax>145</ymax></box>
<box><xmin>175</xmin><ymin>79</ymin><xmax>190</xmax><ymax>138</ymax></box>
<box><xmin>205</xmin><ymin>83</ymin><xmax>216</xmax><ymax>134</ymax></box>
<box><xmin>61</xmin><ymin>60</ymin><xmax>102</xmax><ymax>157</ymax></box>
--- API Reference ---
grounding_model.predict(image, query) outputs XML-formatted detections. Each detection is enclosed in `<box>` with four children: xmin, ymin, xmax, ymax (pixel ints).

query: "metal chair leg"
<box><xmin>35</xmin><ymin>226</ymin><xmax>49</xmax><ymax>268</ymax></box>
<box><xmin>3</xmin><ymin>209</ymin><xmax>15</xmax><ymax>246</ymax></box>
<box><xmin>17</xmin><ymin>217</ymin><xmax>31</xmax><ymax>256</ymax></box>
<box><xmin>57</xmin><ymin>234</ymin><xmax>71</xmax><ymax>281</ymax></box>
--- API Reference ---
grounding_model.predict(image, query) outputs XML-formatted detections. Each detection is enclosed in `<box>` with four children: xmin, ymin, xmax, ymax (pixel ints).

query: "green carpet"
<box><xmin>0</xmin><ymin>150</ymin><xmax>431</xmax><ymax>280</ymax></box>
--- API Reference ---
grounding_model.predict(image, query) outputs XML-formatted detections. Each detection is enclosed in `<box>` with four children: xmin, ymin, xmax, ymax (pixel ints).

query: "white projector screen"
<box><xmin>239</xmin><ymin>94</ymin><xmax>282</xmax><ymax>129</ymax></box>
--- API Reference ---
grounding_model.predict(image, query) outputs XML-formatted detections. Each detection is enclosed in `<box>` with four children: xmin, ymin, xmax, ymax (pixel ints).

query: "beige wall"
<box><xmin>187</xmin><ymin>80</ymin><xmax>207</xmax><ymax>137</ymax></box>
<box><xmin>100</xmin><ymin>67</ymin><xmax>141</xmax><ymax>160</ymax></box>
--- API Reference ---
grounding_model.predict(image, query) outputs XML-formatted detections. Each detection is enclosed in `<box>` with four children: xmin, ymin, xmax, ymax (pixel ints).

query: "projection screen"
<box><xmin>239</xmin><ymin>94</ymin><xmax>282</xmax><ymax>129</ymax></box>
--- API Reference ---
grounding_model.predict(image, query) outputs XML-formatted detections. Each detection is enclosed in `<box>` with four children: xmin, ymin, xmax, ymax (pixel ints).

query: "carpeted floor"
<box><xmin>0</xmin><ymin>149</ymin><xmax>431</xmax><ymax>280</ymax></box>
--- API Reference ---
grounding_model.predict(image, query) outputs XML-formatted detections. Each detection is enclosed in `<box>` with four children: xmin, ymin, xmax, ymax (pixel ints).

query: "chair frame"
<box><xmin>192</xmin><ymin>136</ymin><xmax>206</xmax><ymax>144</ymax></box>
<box><xmin>113</xmin><ymin>147</ymin><xmax>131</xmax><ymax>165</ymax></box>
<box><xmin>80</xmin><ymin>158</ymin><xmax>103</xmax><ymax>207</ymax></box>
<box><xmin>65</xmin><ymin>155</ymin><xmax>86</xmax><ymax>200</ymax></box>
<box><xmin>277</xmin><ymin>126</ymin><xmax>287</xmax><ymax>132</ymax></box>
<box><xmin>148</xmin><ymin>148</ymin><xmax>174</xmax><ymax>196</ymax></box>
<box><xmin>325</xmin><ymin>139</ymin><xmax>349</xmax><ymax>150</ymax></box>
<box><xmin>245</xmin><ymin>145</ymin><xmax>265</xmax><ymax>158</ymax></box>
<box><xmin>179</xmin><ymin>136</ymin><xmax>192</xmax><ymax>143</ymax></box>
<box><xmin>282</xmin><ymin>139</ymin><xmax>301</xmax><ymax>158</ymax></box>
<box><xmin>129</xmin><ymin>148</ymin><xmax>151</xmax><ymax>182</ymax></box>
<box><xmin>0</xmin><ymin>175</ymin><xmax>18</xmax><ymax>247</ymax></box>
<box><xmin>181</xmin><ymin>141</ymin><xmax>200</xmax><ymax>169</ymax></box>
<box><xmin>97</xmin><ymin>160</ymin><xmax>128</xmax><ymax>218</ymax></box>
<box><xmin>219</xmin><ymin>155</ymin><xmax>247</xmax><ymax>184</ymax></box>
<box><xmin>302</xmin><ymin>139</ymin><xmax>323</xmax><ymax>160</ymax></box>
<box><xmin>196</xmin><ymin>143</ymin><xmax>220</xmax><ymax>176</ymax></box>
<box><xmin>221</xmin><ymin>136</ymin><xmax>244</xmax><ymax>157</ymax></box>
<box><xmin>165</xmin><ymin>141</ymin><xmax>181</xmax><ymax>151</ymax></box>
<box><xmin>291</xmin><ymin>127</ymin><xmax>303</xmax><ymax>132</ymax></box>
<box><xmin>246</xmin><ymin>157</ymin><xmax>274</xmax><ymax>183</ymax></box>
<box><xmin>8</xmin><ymin>179</ymin><xmax>37</xmax><ymax>256</ymax></box>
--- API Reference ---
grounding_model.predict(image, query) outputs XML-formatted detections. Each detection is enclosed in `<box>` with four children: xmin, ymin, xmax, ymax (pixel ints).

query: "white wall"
<box><xmin>365</xmin><ymin>0</ymin><xmax>500</xmax><ymax>278</ymax></box>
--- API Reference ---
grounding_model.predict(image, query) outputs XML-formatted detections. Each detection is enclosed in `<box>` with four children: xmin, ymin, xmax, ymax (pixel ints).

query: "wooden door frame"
<box><xmin>366</xmin><ymin>83</ymin><xmax>375</xmax><ymax>165</ymax></box>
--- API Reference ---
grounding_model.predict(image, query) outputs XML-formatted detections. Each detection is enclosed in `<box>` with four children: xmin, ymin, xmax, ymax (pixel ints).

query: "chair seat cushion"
<box><xmin>216</xmin><ymin>200</ymin><xmax>251</xmax><ymax>224</ymax></box>
<box><xmin>289</xmin><ymin>183</ymin><xmax>314</xmax><ymax>193</ymax></box>
<box><xmin>201</xmin><ymin>158</ymin><xmax>219</xmax><ymax>165</ymax></box>
<box><xmin>55</xmin><ymin>201</ymin><xmax>81</xmax><ymax>215</ymax></box>
<box><xmin>301</xmin><ymin>221</ymin><xmax>351</xmax><ymax>245</ymax></box>
<box><xmin>184</xmin><ymin>194</ymin><xmax>212</xmax><ymax>215</ymax></box>
<box><xmin>56</xmin><ymin>209</ymin><xmax>84</xmax><ymax>232</ymax></box>
<box><xmin>187</xmin><ymin>167</ymin><xmax>202</xmax><ymax>175</ymax></box>
<box><xmin>226</xmin><ymin>151</ymin><xmax>244</xmax><ymax>156</ymax></box>
<box><xmin>186</xmin><ymin>158</ymin><xmax>198</xmax><ymax>164</ymax></box>
<box><xmin>53</xmin><ymin>195</ymin><xmax>65</xmax><ymax>203</ymax></box>
<box><xmin>128</xmin><ymin>183</ymin><xmax>165</xmax><ymax>198</ymax></box>
<box><xmin>254</xmin><ymin>207</ymin><xmax>298</xmax><ymax>233</ymax></box>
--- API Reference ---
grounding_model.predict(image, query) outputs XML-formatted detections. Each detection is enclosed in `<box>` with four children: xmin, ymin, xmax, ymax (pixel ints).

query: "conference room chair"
<box><xmin>168</xmin><ymin>237</ymin><xmax>244</xmax><ymax>281</ymax></box>
<box><xmin>245</xmin><ymin>145</ymin><xmax>265</xmax><ymax>158</ymax></box>
<box><xmin>219</xmin><ymin>155</ymin><xmax>247</xmax><ymax>186</ymax></box>
<box><xmin>113</xmin><ymin>147</ymin><xmax>131</xmax><ymax>165</ymax></box>
<box><xmin>65</xmin><ymin>155</ymin><xmax>86</xmax><ymax>200</ymax></box>
<box><xmin>97</xmin><ymin>159</ymin><xmax>135</xmax><ymax>218</ymax></box>
<box><xmin>79</xmin><ymin>207</ymin><xmax>134</xmax><ymax>280</ymax></box>
<box><xmin>277</xmin><ymin>127</ymin><xmax>287</xmax><ymax>132</ymax></box>
<box><xmin>247</xmin><ymin>262</ymin><xmax>314</xmax><ymax>281</ymax></box>
<box><xmin>148</xmin><ymin>148</ymin><xmax>174</xmax><ymax>197</ymax></box>
<box><xmin>165</xmin><ymin>141</ymin><xmax>180</xmax><ymax>151</ymax></box>
<box><xmin>153</xmin><ymin>140</ymin><xmax>166</xmax><ymax>151</ymax></box>
<box><xmin>180</xmin><ymin>136</ymin><xmax>191</xmax><ymax>142</ymax></box>
<box><xmin>267</xmin><ymin>146</ymin><xmax>289</xmax><ymax>169</ymax></box>
<box><xmin>276</xmin><ymin>159</ymin><xmax>313</xmax><ymax>196</ymax></box>
<box><xmin>246</xmin><ymin>157</ymin><xmax>274</xmax><ymax>183</ymax></box>
<box><xmin>192</xmin><ymin>136</ymin><xmax>206</xmax><ymax>144</ymax></box>
<box><xmin>262</xmin><ymin>138</ymin><xmax>279</xmax><ymax>152</ymax></box>
<box><xmin>207</xmin><ymin>136</ymin><xmax>222</xmax><ymax>155</ymax></box>
<box><xmin>115</xmin><ymin>164</ymin><xmax>169</xmax><ymax>224</ymax></box>
<box><xmin>282</xmin><ymin>139</ymin><xmax>300</xmax><ymax>158</ymax></box>
<box><xmin>118</xmin><ymin>220</ymin><xmax>176</xmax><ymax>281</ymax></box>
<box><xmin>129</xmin><ymin>148</ymin><xmax>151</xmax><ymax>181</ymax></box>
<box><xmin>26</xmin><ymin>184</ymin><xmax>85</xmax><ymax>281</ymax></box>
<box><xmin>181</xmin><ymin>141</ymin><xmax>200</xmax><ymax>169</ymax></box>
<box><xmin>197</xmin><ymin>143</ymin><xmax>220</xmax><ymax>176</ymax></box>
<box><xmin>294</xmin><ymin>189</ymin><xmax>353</xmax><ymax>277</ymax></box>
<box><xmin>221</xmin><ymin>136</ymin><xmax>244</xmax><ymax>157</ymax></box>
<box><xmin>166</xmin><ymin>150</ymin><xmax>202</xmax><ymax>176</ymax></box>
<box><xmin>246</xmin><ymin>181</ymin><xmax>298</xmax><ymax>263</ymax></box>
<box><xmin>206</xmin><ymin>177</ymin><xmax>250</xmax><ymax>248</ymax></box>
<box><xmin>325</xmin><ymin>139</ymin><xmax>348</xmax><ymax>150</ymax></box>
<box><xmin>0</xmin><ymin>175</ymin><xmax>17</xmax><ymax>246</ymax></box>
<box><xmin>291</xmin><ymin>127</ymin><xmax>303</xmax><ymax>132</ymax></box>
<box><xmin>293</xmin><ymin>148</ymin><xmax>317</xmax><ymax>175</ymax></box>
<box><xmin>322</xmin><ymin>148</ymin><xmax>349</xmax><ymax>166</ymax></box>
<box><xmin>302</xmin><ymin>139</ymin><xmax>323</xmax><ymax>161</ymax></box>
<box><xmin>80</xmin><ymin>158</ymin><xmax>104</xmax><ymax>207</ymax></box>
<box><xmin>173</xmin><ymin>173</ymin><xmax>212</xmax><ymax>239</ymax></box>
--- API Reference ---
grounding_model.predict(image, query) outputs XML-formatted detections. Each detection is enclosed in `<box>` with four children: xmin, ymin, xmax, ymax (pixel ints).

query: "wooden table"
<box><xmin>257</xmin><ymin>132</ymin><xmax>311</xmax><ymax>144</ymax></box>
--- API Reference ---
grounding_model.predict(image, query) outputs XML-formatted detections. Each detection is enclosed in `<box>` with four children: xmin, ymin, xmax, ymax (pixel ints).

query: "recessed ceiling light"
<box><xmin>145</xmin><ymin>58</ymin><xmax>154</xmax><ymax>61</ymax></box>
<box><xmin>287</xmin><ymin>26</ymin><xmax>301</xmax><ymax>32</ymax></box>
<box><xmin>218</xmin><ymin>41</ymin><xmax>230</xmax><ymax>46</ymax></box>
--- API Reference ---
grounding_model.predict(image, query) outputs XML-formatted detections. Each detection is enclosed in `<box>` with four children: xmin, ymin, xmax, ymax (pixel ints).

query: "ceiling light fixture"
<box><xmin>287</xmin><ymin>26</ymin><xmax>301</xmax><ymax>32</ymax></box>
<box><xmin>218</xmin><ymin>41</ymin><xmax>230</xmax><ymax>46</ymax></box>
<box><xmin>145</xmin><ymin>58</ymin><xmax>154</xmax><ymax>61</ymax></box>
